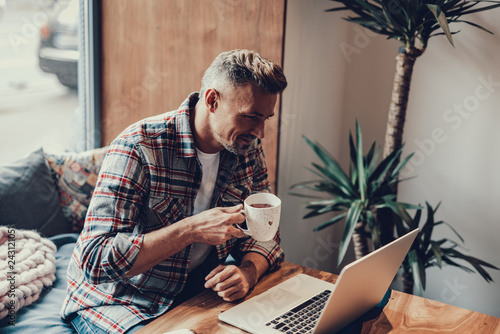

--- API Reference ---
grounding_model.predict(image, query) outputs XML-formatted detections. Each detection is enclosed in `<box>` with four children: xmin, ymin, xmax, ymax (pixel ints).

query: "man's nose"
<box><xmin>251</xmin><ymin>120</ymin><xmax>265</xmax><ymax>139</ymax></box>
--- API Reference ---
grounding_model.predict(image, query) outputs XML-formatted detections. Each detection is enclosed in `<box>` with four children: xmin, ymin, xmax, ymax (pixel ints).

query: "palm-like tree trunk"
<box><xmin>328</xmin><ymin>0</ymin><xmax>500</xmax><ymax>297</ymax></box>
<box><xmin>353</xmin><ymin>221</ymin><xmax>369</xmax><ymax>259</ymax></box>
<box><xmin>402</xmin><ymin>264</ymin><xmax>414</xmax><ymax>294</ymax></box>
<box><xmin>382</xmin><ymin>47</ymin><xmax>425</xmax><ymax>160</ymax></box>
<box><xmin>380</xmin><ymin>47</ymin><xmax>424</xmax><ymax>291</ymax></box>
<box><xmin>353</xmin><ymin>49</ymin><xmax>425</xmax><ymax>262</ymax></box>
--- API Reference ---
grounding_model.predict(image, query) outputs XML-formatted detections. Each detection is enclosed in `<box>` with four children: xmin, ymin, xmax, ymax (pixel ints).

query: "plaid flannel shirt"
<box><xmin>60</xmin><ymin>93</ymin><xmax>284</xmax><ymax>333</ymax></box>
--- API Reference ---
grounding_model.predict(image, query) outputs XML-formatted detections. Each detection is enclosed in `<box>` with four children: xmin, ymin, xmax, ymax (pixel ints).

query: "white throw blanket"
<box><xmin>0</xmin><ymin>226</ymin><xmax>57</xmax><ymax>320</ymax></box>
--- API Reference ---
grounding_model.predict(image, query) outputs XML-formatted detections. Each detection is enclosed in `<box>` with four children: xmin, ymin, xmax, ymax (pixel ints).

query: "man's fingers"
<box><xmin>214</xmin><ymin>273</ymin><xmax>248</xmax><ymax>301</ymax></box>
<box><xmin>213</xmin><ymin>205</ymin><xmax>245</xmax><ymax>227</ymax></box>
<box><xmin>205</xmin><ymin>264</ymin><xmax>225</xmax><ymax>284</ymax></box>
<box><xmin>218</xmin><ymin>285</ymin><xmax>245</xmax><ymax>301</ymax></box>
<box><xmin>205</xmin><ymin>265</ymin><xmax>235</xmax><ymax>288</ymax></box>
<box><xmin>221</xmin><ymin>204</ymin><xmax>243</xmax><ymax>214</ymax></box>
<box><xmin>205</xmin><ymin>266</ymin><xmax>243</xmax><ymax>287</ymax></box>
<box><xmin>231</xmin><ymin>225</ymin><xmax>245</xmax><ymax>238</ymax></box>
<box><xmin>205</xmin><ymin>265</ymin><xmax>252</xmax><ymax>302</ymax></box>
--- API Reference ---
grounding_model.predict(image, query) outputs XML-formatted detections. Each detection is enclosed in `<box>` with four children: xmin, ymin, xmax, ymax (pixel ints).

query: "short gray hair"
<box><xmin>200</xmin><ymin>49</ymin><xmax>287</xmax><ymax>97</ymax></box>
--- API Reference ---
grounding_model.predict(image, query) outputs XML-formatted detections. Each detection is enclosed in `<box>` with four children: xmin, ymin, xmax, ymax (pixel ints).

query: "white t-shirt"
<box><xmin>188</xmin><ymin>148</ymin><xmax>220</xmax><ymax>272</ymax></box>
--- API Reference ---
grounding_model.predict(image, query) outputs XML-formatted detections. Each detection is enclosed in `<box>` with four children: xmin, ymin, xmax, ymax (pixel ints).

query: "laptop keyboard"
<box><xmin>265</xmin><ymin>289</ymin><xmax>332</xmax><ymax>333</ymax></box>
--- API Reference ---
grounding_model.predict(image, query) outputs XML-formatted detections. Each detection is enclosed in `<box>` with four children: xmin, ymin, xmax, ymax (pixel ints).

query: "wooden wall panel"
<box><xmin>100</xmin><ymin>0</ymin><xmax>286</xmax><ymax>192</ymax></box>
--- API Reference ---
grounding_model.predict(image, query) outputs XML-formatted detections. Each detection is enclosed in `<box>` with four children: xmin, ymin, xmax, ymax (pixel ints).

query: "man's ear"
<box><xmin>205</xmin><ymin>89</ymin><xmax>218</xmax><ymax>113</ymax></box>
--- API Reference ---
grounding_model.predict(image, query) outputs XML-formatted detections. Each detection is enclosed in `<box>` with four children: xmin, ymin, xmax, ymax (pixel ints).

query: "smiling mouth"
<box><xmin>239</xmin><ymin>136</ymin><xmax>256</xmax><ymax>145</ymax></box>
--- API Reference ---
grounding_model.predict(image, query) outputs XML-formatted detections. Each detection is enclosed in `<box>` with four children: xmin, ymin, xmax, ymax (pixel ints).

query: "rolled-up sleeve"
<box><xmin>229</xmin><ymin>143</ymin><xmax>285</xmax><ymax>271</ymax></box>
<box><xmin>77</xmin><ymin>139</ymin><xmax>149</xmax><ymax>284</ymax></box>
<box><xmin>235</xmin><ymin>233</ymin><xmax>284</xmax><ymax>271</ymax></box>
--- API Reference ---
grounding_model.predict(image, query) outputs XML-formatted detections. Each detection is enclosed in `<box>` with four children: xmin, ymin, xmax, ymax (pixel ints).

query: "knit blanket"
<box><xmin>0</xmin><ymin>227</ymin><xmax>57</xmax><ymax>321</ymax></box>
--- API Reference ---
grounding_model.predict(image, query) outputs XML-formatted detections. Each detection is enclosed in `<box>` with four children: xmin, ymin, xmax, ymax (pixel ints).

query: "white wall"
<box><xmin>278</xmin><ymin>0</ymin><xmax>500</xmax><ymax>317</ymax></box>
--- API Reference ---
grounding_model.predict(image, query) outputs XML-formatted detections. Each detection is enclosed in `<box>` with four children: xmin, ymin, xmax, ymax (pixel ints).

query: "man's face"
<box><xmin>210</xmin><ymin>84</ymin><xmax>277</xmax><ymax>155</ymax></box>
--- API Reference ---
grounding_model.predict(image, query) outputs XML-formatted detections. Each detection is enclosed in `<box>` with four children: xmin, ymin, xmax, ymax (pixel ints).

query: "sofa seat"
<box><xmin>0</xmin><ymin>146</ymin><xmax>240</xmax><ymax>333</ymax></box>
<box><xmin>0</xmin><ymin>147</ymin><xmax>107</xmax><ymax>333</ymax></box>
<box><xmin>1</xmin><ymin>233</ymin><xmax>78</xmax><ymax>333</ymax></box>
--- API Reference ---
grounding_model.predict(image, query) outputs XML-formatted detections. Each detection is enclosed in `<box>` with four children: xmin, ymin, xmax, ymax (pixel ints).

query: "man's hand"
<box><xmin>204</xmin><ymin>264</ymin><xmax>253</xmax><ymax>301</ymax></box>
<box><xmin>126</xmin><ymin>204</ymin><xmax>245</xmax><ymax>277</ymax></box>
<box><xmin>204</xmin><ymin>252</ymin><xmax>269</xmax><ymax>302</ymax></box>
<box><xmin>189</xmin><ymin>204</ymin><xmax>245</xmax><ymax>245</ymax></box>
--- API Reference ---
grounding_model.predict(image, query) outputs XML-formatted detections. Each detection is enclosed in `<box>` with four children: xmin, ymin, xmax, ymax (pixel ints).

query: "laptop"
<box><xmin>218</xmin><ymin>228</ymin><xmax>419</xmax><ymax>333</ymax></box>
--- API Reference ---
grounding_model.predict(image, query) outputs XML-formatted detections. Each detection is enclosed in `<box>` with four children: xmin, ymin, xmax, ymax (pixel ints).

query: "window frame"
<box><xmin>79</xmin><ymin>0</ymin><xmax>101</xmax><ymax>150</ymax></box>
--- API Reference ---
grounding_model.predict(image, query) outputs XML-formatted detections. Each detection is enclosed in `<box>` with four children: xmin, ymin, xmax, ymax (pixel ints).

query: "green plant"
<box><xmin>327</xmin><ymin>0</ymin><xmax>500</xmax><ymax>160</ymax></box>
<box><xmin>395</xmin><ymin>202</ymin><xmax>499</xmax><ymax>295</ymax></box>
<box><xmin>326</xmin><ymin>1</ymin><xmax>500</xmax><ymax>246</ymax></box>
<box><xmin>293</xmin><ymin>122</ymin><xmax>499</xmax><ymax>294</ymax></box>
<box><xmin>290</xmin><ymin>121</ymin><xmax>419</xmax><ymax>265</ymax></box>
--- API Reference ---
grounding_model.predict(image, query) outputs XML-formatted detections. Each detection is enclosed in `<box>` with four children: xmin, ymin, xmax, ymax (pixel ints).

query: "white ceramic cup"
<box><xmin>237</xmin><ymin>193</ymin><xmax>281</xmax><ymax>242</ymax></box>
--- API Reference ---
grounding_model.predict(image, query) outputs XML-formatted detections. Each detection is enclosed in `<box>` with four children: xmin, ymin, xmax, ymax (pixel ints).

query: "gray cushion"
<box><xmin>0</xmin><ymin>148</ymin><xmax>71</xmax><ymax>237</ymax></box>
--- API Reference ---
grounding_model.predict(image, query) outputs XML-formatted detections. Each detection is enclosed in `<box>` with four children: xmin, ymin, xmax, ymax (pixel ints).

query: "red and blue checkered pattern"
<box><xmin>60</xmin><ymin>93</ymin><xmax>284</xmax><ymax>333</ymax></box>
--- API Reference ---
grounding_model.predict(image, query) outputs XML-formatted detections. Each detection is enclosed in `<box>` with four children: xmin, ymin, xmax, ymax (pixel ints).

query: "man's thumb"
<box><xmin>225</xmin><ymin>204</ymin><xmax>243</xmax><ymax>213</ymax></box>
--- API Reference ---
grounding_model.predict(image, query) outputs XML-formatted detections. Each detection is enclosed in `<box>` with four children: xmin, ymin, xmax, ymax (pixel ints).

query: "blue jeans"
<box><xmin>71</xmin><ymin>313</ymin><xmax>150</xmax><ymax>333</ymax></box>
<box><xmin>71</xmin><ymin>248</ymin><xmax>221</xmax><ymax>333</ymax></box>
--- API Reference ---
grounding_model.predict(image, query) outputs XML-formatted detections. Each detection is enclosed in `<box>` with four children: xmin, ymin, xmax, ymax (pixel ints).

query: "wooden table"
<box><xmin>138</xmin><ymin>262</ymin><xmax>500</xmax><ymax>333</ymax></box>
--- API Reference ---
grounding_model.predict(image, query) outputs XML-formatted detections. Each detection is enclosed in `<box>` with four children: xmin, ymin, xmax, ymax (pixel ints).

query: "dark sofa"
<box><xmin>0</xmin><ymin>146</ymin><xmax>108</xmax><ymax>333</ymax></box>
<box><xmin>0</xmin><ymin>146</ymin><xmax>240</xmax><ymax>333</ymax></box>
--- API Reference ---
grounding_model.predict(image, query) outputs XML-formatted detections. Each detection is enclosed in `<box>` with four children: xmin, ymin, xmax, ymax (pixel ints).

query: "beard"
<box><xmin>210</xmin><ymin>113</ymin><xmax>258</xmax><ymax>155</ymax></box>
<box><xmin>216</xmin><ymin>130</ymin><xmax>258</xmax><ymax>155</ymax></box>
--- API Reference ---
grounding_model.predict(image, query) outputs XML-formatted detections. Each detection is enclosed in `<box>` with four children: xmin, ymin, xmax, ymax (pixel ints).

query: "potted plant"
<box><xmin>293</xmin><ymin>121</ymin><xmax>498</xmax><ymax>294</ymax></box>
<box><xmin>290</xmin><ymin>121</ymin><xmax>419</xmax><ymax>265</ymax></box>
<box><xmin>326</xmin><ymin>0</ymin><xmax>500</xmax><ymax>244</ymax></box>
<box><xmin>396</xmin><ymin>202</ymin><xmax>499</xmax><ymax>295</ymax></box>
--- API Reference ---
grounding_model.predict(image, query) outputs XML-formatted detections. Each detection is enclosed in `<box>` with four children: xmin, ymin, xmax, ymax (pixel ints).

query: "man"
<box><xmin>61</xmin><ymin>49</ymin><xmax>288</xmax><ymax>333</ymax></box>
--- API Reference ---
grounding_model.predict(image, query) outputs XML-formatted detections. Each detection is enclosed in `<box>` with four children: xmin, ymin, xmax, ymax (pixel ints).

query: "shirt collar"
<box><xmin>175</xmin><ymin>92</ymin><xmax>199</xmax><ymax>158</ymax></box>
<box><xmin>174</xmin><ymin>92</ymin><xmax>241</xmax><ymax>163</ymax></box>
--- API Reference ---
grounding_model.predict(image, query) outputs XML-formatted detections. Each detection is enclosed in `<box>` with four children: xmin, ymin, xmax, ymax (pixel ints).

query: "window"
<box><xmin>0</xmin><ymin>0</ymin><xmax>99</xmax><ymax>165</ymax></box>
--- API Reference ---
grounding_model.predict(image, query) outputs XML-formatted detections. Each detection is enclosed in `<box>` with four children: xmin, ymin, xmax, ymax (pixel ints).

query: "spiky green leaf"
<box><xmin>430</xmin><ymin>241</ymin><xmax>443</xmax><ymax>268</ymax></box>
<box><xmin>338</xmin><ymin>200</ymin><xmax>363</xmax><ymax>265</ymax></box>
<box><xmin>355</xmin><ymin>120</ymin><xmax>367</xmax><ymax>201</ymax></box>
<box><xmin>313</xmin><ymin>213</ymin><xmax>347</xmax><ymax>232</ymax></box>
<box><xmin>304</xmin><ymin>136</ymin><xmax>356</xmax><ymax>197</ymax></box>
<box><xmin>427</xmin><ymin>4</ymin><xmax>455</xmax><ymax>47</ymax></box>
<box><xmin>409</xmin><ymin>250</ymin><xmax>426</xmax><ymax>295</ymax></box>
<box><xmin>327</xmin><ymin>0</ymin><xmax>500</xmax><ymax>49</ymax></box>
